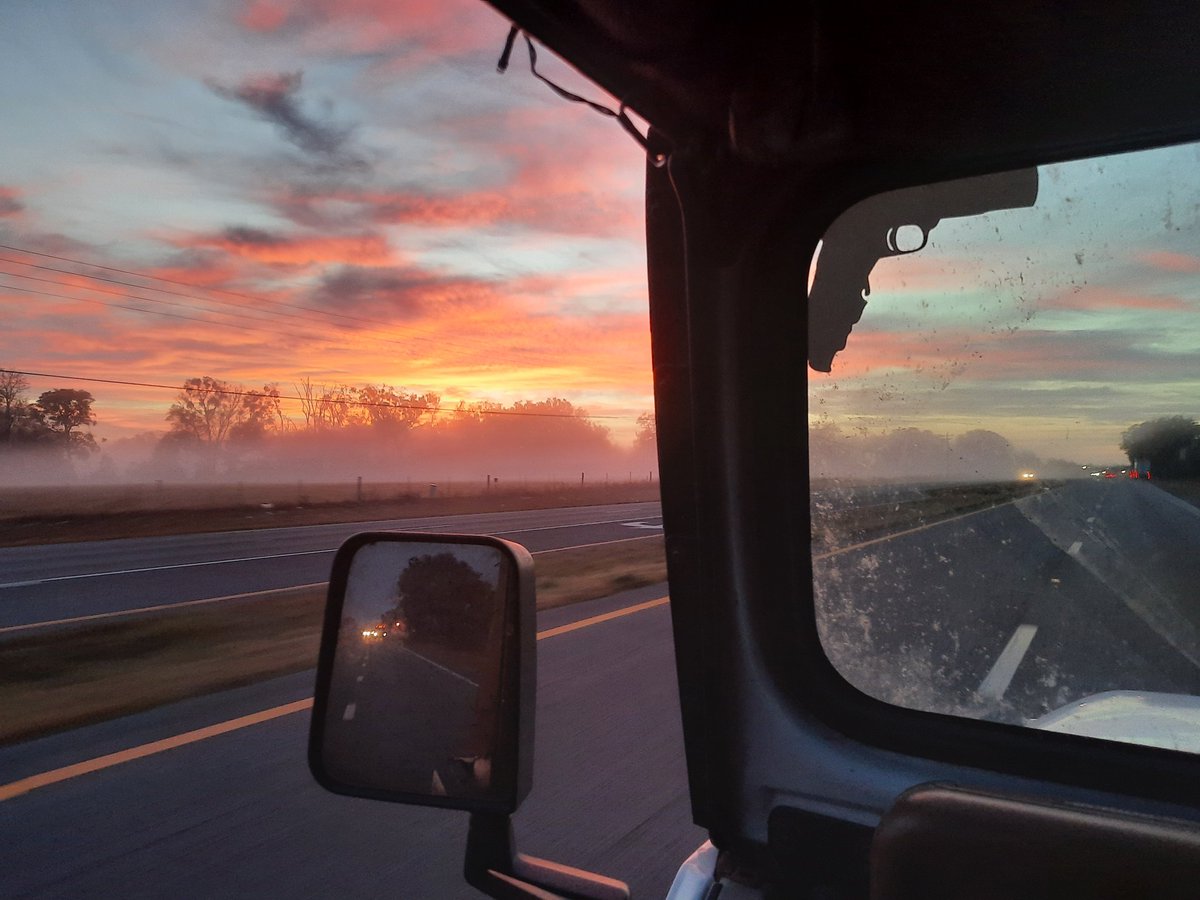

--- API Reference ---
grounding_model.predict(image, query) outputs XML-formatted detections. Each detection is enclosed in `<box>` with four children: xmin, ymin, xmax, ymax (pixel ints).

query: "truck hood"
<box><xmin>1029</xmin><ymin>691</ymin><xmax>1200</xmax><ymax>753</ymax></box>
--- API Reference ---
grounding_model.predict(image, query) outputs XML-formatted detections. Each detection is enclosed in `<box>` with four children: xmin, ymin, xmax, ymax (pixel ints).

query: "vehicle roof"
<box><xmin>483</xmin><ymin>2</ymin><xmax>1200</xmax><ymax>173</ymax></box>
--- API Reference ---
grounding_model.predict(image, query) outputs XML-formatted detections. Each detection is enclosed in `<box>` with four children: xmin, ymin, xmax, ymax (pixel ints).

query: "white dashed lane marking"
<box><xmin>977</xmin><ymin>624</ymin><xmax>1038</xmax><ymax>700</ymax></box>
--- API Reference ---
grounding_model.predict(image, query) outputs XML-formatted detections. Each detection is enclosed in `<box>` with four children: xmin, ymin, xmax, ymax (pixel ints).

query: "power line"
<box><xmin>4</xmin><ymin>368</ymin><xmax>635</xmax><ymax>421</ymax></box>
<box><xmin>0</xmin><ymin>242</ymin><xmax>644</xmax><ymax>370</ymax></box>
<box><xmin>0</xmin><ymin>278</ymin><xmax>353</xmax><ymax>347</ymax></box>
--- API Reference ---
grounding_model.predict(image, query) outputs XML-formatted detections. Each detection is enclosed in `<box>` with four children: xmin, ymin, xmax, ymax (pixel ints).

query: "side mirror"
<box><xmin>309</xmin><ymin>532</ymin><xmax>535</xmax><ymax>812</ymax></box>
<box><xmin>308</xmin><ymin>532</ymin><xmax>629</xmax><ymax>900</ymax></box>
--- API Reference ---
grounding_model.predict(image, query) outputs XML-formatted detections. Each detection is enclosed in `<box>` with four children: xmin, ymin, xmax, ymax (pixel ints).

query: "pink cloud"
<box><xmin>1139</xmin><ymin>250</ymin><xmax>1200</xmax><ymax>273</ymax></box>
<box><xmin>0</xmin><ymin>186</ymin><xmax>23</xmax><ymax>218</ymax></box>
<box><xmin>231</xmin><ymin>0</ymin><xmax>501</xmax><ymax>57</ymax></box>
<box><xmin>1040</xmin><ymin>284</ymin><xmax>1191</xmax><ymax>312</ymax></box>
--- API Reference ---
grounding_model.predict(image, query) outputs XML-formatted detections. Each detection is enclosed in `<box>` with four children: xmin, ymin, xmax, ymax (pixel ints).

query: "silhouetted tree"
<box><xmin>167</xmin><ymin>377</ymin><xmax>284</xmax><ymax>446</ymax></box>
<box><xmin>1121</xmin><ymin>416</ymin><xmax>1200</xmax><ymax>477</ymax></box>
<box><xmin>635</xmin><ymin>412</ymin><xmax>656</xmax><ymax>449</ymax></box>
<box><xmin>35</xmin><ymin>389</ymin><xmax>97</xmax><ymax>454</ymax></box>
<box><xmin>355</xmin><ymin>385</ymin><xmax>439</xmax><ymax>432</ymax></box>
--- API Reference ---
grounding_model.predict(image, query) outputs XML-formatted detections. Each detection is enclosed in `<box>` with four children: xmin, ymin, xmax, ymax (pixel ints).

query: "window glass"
<box><xmin>810</xmin><ymin>142</ymin><xmax>1200</xmax><ymax>752</ymax></box>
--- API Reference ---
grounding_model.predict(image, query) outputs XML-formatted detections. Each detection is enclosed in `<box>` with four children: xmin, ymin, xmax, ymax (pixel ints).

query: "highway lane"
<box><xmin>815</xmin><ymin>478</ymin><xmax>1200</xmax><ymax>724</ymax></box>
<box><xmin>0</xmin><ymin>501</ymin><xmax>663</xmax><ymax>629</ymax></box>
<box><xmin>0</xmin><ymin>585</ymin><xmax>702</xmax><ymax>899</ymax></box>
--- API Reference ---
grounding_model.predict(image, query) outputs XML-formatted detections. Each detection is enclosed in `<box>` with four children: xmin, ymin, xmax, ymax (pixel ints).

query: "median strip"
<box><xmin>0</xmin><ymin>594</ymin><xmax>669</xmax><ymax>801</ymax></box>
<box><xmin>0</xmin><ymin>536</ymin><xmax>666</xmax><ymax>748</ymax></box>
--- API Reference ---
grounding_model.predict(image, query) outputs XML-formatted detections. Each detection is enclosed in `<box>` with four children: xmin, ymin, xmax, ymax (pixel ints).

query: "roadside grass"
<box><xmin>1154</xmin><ymin>478</ymin><xmax>1200</xmax><ymax>510</ymax></box>
<box><xmin>811</xmin><ymin>480</ymin><xmax>1054</xmax><ymax>552</ymax></box>
<box><xmin>0</xmin><ymin>537</ymin><xmax>667</xmax><ymax>747</ymax></box>
<box><xmin>0</xmin><ymin>480</ymin><xmax>660</xmax><ymax>547</ymax></box>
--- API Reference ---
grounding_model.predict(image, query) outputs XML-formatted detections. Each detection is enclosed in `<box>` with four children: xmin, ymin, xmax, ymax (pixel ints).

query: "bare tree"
<box><xmin>0</xmin><ymin>369</ymin><xmax>30</xmax><ymax>445</ymax></box>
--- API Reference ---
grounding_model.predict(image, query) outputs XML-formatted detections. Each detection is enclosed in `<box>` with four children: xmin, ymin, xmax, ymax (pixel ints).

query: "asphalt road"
<box><xmin>0</xmin><ymin>584</ymin><xmax>702</xmax><ymax>899</ymax></box>
<box><xmin>0</xmin><ymin>501</ymin><xmax>663</xmax><ymax>629</ymax></box>
<box><xmin>6</xmin><ymin>480</ymin><xmax>1200</xmax><ymax>897</ymax></box>
<box><xmin>816</xmin><ymin>477</ymin><xmax>1200</xmax><ymax>723</ymax></box>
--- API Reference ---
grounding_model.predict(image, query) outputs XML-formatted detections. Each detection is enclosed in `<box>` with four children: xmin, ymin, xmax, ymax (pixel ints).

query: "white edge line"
<box><xmin>0</xmin><ymin>583</ymin><xmax>329</xmax><ymax>635</ymax></box>
<box><xmin>534</xmin><ymin>534</ymin><xmax>662</xmax><ymax>554</ymax></box>
<box><xmin>0</xmin><ymin>548</ymin><xmax>334</xmax><ymax>588</ymax></box>
<box><xmin>400</xmin><ymin>646</ymin><xmax>480</xmax><ymax>689</ymax></box>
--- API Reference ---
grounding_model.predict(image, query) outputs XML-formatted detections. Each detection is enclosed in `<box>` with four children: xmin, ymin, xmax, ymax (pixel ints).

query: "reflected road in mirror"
<box><xmin>320</xmin><ymin>541</ymin><xmax>509</xmax><ymax>800</ymax></box>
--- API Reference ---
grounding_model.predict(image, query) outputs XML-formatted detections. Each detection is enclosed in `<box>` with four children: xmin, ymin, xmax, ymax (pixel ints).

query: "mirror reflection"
<box><xmin>810</xmin><ymin>140</ymin><xmax>1200</xmax><ymax>753</ymax></box>
<box><xmin>320</xmin><ymin>540</ymin><xmax>511</xmax><ymax>800</ymax></box>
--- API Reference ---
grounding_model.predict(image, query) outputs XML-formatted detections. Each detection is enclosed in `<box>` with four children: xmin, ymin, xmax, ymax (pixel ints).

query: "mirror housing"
<box><xmin>308</xmin><ymin>532</ymin><xmax>535</xmax><ymax>814</ymax></box>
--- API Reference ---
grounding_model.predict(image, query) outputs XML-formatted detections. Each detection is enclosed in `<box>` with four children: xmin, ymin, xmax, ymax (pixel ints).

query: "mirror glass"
<box><xmin>810</xmin><ymin>140</ymin><xmax>1200</xmax><ymax>753</ymax></box>
<box><xmin>317</xmin><ymin>539</ymin><xmax>514</xmax><ymax>801</ymax></box>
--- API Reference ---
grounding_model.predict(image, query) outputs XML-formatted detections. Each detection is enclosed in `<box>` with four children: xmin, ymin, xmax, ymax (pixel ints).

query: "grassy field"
<box><xmin>0</xmin><ymin>536</ymin><xmax>667</xmax><ymax>746</ymax></box>
<box><xmin>0</xmin><ymin>479</ymin><xmax>660</xmax><ymax>546</ymax></box>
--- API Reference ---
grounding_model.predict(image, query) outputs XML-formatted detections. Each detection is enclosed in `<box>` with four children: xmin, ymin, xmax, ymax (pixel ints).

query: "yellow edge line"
<box><xmin>0</xmin><ymin>595</ymin><xmax>669</xmax><ymax>802</ymax></box>
<box><xmin>535</xmin><ymin>595</ymin><xmax>668</xmax><ymax>640</ymax></box>
<box><xmin>0</xmin><ymin>699</ymin><xmax>313</xmax><ymax>802</ymax></box>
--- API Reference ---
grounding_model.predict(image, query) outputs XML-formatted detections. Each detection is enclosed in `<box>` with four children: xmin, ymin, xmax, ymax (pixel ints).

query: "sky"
<box><xmin>4</xmin><ymin>1</ymin><xmax>1200</xmax><ymax>471</ymax></box>
<box><xmin>810</xmin><ymin>140</ymin><xmax>1200</xmax><ymax>467</ymax></box>
<box><xmin>0</xmin><ymin>0</ymin><xmax>653</xmax><ymax>445</ymax></box>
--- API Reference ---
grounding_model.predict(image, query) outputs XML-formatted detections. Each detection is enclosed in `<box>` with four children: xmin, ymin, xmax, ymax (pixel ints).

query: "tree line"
<box><xmin>153</xmin><ymin>375</ymin><xmax>656</xmax><ymax>479</ymax></box>
<box><xmin>1</xmin><ymin>368</ymin><xmax>658</xmax><ymax>481</ymax></box>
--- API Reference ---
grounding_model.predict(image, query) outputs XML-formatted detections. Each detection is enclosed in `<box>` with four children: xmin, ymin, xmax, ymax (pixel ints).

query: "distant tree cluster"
<box><xmin>1121</xmin><ymin>416</ymin><xmax>1200</xmax><ymax>477</ymax></box>
<box><xmin>810</xmin><ymin>423</ymin><xmax>1079</xmax><ymax>481</ymax></box>
<box><xmin>147</xmin><ymin>373</ymin><xmax>649</xmax><ymax>481</ymax></box>
<box><xmin>295</xmin><ymin>378</ymin><xmax>439</xmax><ymax>433</ymax></box>
<box><xmin>0</xmin><ymin>369</ymin><xmax>98</xmax><ymax>457</ymax></box>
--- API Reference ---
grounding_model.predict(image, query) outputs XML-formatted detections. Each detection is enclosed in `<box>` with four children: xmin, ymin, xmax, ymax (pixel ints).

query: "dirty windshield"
<box><xmin>810</xmin><ymin>141</ymin><xmax>1200</xmax><ymax>753</ymax></box>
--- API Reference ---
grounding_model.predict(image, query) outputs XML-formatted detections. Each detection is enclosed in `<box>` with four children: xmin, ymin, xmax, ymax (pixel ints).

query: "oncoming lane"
<box><xmin>0</xmin><ymin>501</ymin><xmax>662</xmax><ymax>629</ymax></box>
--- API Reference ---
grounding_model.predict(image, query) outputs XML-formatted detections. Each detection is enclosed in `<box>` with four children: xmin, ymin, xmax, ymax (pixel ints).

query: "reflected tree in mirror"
<box><xmin>809</xmin><ymin>140</ymin><xmax>1200</xmax><ymax>753</ymax></box>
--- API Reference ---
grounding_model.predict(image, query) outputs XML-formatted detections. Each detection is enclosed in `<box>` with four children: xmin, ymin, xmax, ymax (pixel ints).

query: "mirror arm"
<box><xmin>466</xmin><ymin>813</ymin><xmax>631</xmax><ymax>900</ymax></box>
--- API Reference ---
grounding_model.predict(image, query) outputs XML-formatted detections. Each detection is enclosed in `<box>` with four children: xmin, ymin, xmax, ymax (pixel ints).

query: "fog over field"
<box><xmin>0</xmin><ymin>433</ymin><xmax>658</xmax><ymax>490</ymax></box>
